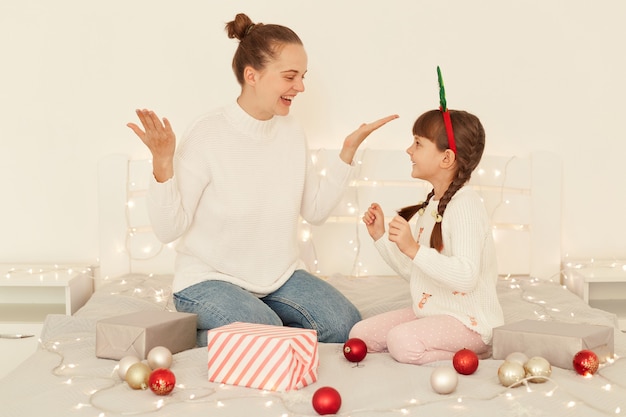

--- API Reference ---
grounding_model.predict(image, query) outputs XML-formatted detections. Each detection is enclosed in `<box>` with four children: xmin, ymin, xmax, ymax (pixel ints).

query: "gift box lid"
<box><xmin>494</xmin><ymin>319</ymin><xmax>613</xmax><ymax>339</ymax></box>
<box><xmin>97</xmin><ymin>310</ymin><xmax>196</xmax><ymax>327</ymax></box>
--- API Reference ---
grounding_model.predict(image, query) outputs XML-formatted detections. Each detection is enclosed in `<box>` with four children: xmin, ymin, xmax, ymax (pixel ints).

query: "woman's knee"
<box><xmin>173</xmin><ymin>282</ymin><xmax>282</xmax><ymax>331</ymax></box>
<box><xmin>266</xmin><ymin>270</ymin><xmax>361</xmax><ymax>343</ymax></box>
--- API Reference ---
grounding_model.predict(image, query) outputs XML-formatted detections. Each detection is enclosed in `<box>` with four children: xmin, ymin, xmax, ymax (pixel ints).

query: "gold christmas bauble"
<box><xmin>497</xmin><ymin>361</ymin><xmax>526</xmax><ymax>387</ymax></box>
<box><xmin>524</xmin><ymin>356</ymin><xmax>552</xmax><ymax>383</ymax></box>
<box><xmin>126</xmin><ymin>362</ymin><xmax>151</xmax><ymax>390</ymax></box>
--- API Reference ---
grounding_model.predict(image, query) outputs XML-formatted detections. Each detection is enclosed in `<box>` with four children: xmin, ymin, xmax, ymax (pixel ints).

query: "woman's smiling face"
<box><xmin>243</xmin><ymin>43</ymin><xmax>308</xmax><ymax>120</ymax></box>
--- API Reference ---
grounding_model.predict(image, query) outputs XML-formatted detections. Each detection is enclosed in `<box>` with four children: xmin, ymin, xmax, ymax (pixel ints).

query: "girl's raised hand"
<box><xmin>127</xmin><ymin>109</ymin><xmax>176</xmax><ymax>182</ymax></box>
<box><xmin>340</xmin><ymin>114</ymin><xmax>399</xmax><ymax>164</ymax></box>
<box><xmin>363</xmin><ymin>203</ymin><xmax>385</xmax><ymax>241</ymax></box>
<box><xmin>388</xmin><ymin>215</ymin><xmax>419</xmax><ymax>259</ymax></box>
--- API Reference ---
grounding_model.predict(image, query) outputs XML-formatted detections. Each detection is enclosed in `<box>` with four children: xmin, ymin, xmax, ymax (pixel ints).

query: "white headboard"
<box><xmin>97</xmin><ymin>150</ymin><xmax>561</xmax><ymax>285</ymax></box>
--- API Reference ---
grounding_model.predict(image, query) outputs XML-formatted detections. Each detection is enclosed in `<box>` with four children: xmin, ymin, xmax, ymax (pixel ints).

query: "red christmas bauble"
<box><xmin>573</xmin><ymin>349</ymin><xmax>599</xmax><ymax>376</ymax></box>
<box><xmin>312</xmin><ymin>386</ymin><xmax>342</xmax><ymax>415</ymax></box>
<box><xmin>343</xmin><ymin>338</ymin><xmax>367</xmax><ymax>363</ymax></box>
<box><xmin>452</xmin><ymin>348</ymin><xmax>479</xmax><ymax>375</ymax></box>
<box><xmin>149</xmin><ymin>368</ymin><xmax>176</xmax><ymax>395</ymax></box>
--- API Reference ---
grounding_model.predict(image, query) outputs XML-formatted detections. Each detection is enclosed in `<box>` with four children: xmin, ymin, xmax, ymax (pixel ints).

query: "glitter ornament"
<box><xmin>343</xmin><ymin>338</ymin><xmax>367</xmax><ymax>363</ymax></box>
<box><xmin>149</xmin><ymin>368</ymin><xmax>176</xmax><ymax>395</ymax></box>
<box><xmin>524</xmin><ymin>356</ymin><xmax>552</xmax><ymax>383</ymax></box>
<box><xmin>125</xmin><ymin>362</ymin><xmax>151</xmax><ymax>390</ymax></box>
<box><xmin>497</xmin><ymin>361</ymin><xmax>526</xmax><ymax>387</ymax></box>
<box><xmin>573</xmin><ymin>349</ymin><xmax>599</xmax><ymax>376</ymax></box>
<box><xmin>312</xmin><ymin>386</ymin><xmax>342</xmax><ymax>415</ymax></box>
<box><xmin>147</xmin><ymin>346</ymin><xmax>173</xmax><ymax>369</ymax></box>
<box><xmin>452</xmin><ymin>348</ymin><xmax>479</xmax><ymax>375</ymax></box>
<box><xmin>430</xmin><ymin>367</ymin><xmax>458</xmax><ymax>394</ymax></box>
<box><xmin>117</xmin><ymin>355</ymin><xmax>140</xmax><ymax>380</ymax></box>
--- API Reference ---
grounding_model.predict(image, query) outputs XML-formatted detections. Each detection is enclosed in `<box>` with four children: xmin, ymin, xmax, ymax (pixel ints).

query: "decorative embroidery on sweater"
<box><xmin>418</xmin><ymin>293</ymin><xmax>432</xmax><ymax>309</ymax></box>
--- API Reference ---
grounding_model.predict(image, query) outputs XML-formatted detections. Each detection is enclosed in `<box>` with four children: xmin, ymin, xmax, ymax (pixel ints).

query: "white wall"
<box><xmin>1</xmin><ymin>0</ymin><xmax>624</xmax><ymax>265</ymax></box>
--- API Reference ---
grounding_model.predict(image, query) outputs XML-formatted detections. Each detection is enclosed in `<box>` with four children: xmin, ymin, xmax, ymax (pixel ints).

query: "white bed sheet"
<box><xmin>2</xmin><ymin>274</ymin><xmax>626</xmax><ymax>417</ymax></box>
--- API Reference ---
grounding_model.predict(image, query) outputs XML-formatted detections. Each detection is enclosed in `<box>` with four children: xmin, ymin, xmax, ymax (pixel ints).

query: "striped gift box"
<box><xmin>207</xmin><ymin>322</ymin><xmax>319</xmax><ymax>391</ymax></box>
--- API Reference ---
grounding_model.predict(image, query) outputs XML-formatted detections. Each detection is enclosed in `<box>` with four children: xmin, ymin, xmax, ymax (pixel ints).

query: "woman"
<box><xmin>127</xmin><ymin>13</ymin><xmax>397</xmax><ymax>346</ymax></box>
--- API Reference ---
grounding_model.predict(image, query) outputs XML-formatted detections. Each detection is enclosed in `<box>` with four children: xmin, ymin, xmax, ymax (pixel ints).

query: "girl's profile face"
<box><xmin>246</xmin><ymin>43</ymin><xmax>308</xmax><ymax>120</ymax></box>
<box><xmin>406</xmin><ymin>135</ymin><xmax>445</xmax><ymax>181</ymax></box>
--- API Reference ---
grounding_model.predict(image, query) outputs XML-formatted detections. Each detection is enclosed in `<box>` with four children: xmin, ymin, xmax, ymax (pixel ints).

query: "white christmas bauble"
<box><xmin>505</xmin><ymin>352</ymin><xmax>529</xmax><ymax>367</ymax></box>
<box><xmin>147</xmin><ymin>346</ymin><xmax>173</xmax><ymax>369</ymax></box>
<box><xmin>430</xmin><ymin>367</ymin><xmax>458</xmax><ymax>394</ymax></box>
<box><xmin>117</xmin><ymin>355</ymin><xmax>140</xmax><ymax>380</ymax></box>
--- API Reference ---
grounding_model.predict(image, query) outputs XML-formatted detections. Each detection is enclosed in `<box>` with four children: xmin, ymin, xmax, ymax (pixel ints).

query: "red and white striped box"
<box><xmin>207</xmin><ymin>322</ymin><xmax>318</xmax><ymax>391</ymax></box>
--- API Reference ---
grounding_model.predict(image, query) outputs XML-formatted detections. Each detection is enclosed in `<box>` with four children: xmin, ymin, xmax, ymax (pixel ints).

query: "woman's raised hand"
<box><xmin>127</xmin><ymin>109</ymin><xmax>176</xmax><ymax>182</ymax></box>
<box><xmin>340</xmin><ymin>114</ymin><xmax>399</xmax><ymax>164</ymax></box>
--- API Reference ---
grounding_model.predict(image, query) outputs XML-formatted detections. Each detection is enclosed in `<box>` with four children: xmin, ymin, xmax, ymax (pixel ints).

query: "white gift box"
<box><xmin>492</xmin><ymin>319</ymin><xmax>614</xmax><ymax>369</ymax></box>
<box><xmin>207</xmin><ymin>322</ymin><xmax>318</xmax><ymax>391</ymax></box>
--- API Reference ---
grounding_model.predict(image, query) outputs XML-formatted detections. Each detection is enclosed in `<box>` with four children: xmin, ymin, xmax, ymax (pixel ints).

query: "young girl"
<box><xmin>350</xmin><ymin>71</ymin><xmax>504</xmax><ymax>364</ymax></box>
<box><xmin>127</xmin><ymin>13</ymin><xmax>397</xmax><ymax>346</ymax></box>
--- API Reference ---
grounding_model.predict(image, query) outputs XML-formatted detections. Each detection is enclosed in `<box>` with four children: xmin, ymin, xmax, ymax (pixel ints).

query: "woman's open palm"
<box><xmin>127</xmin><ymin>109</ymin><xmax>176</xmax><ymax>161</ymax></box>
<box><xmin>127</xmin><ymin>109</ymin><xmax>176</xmax><ymax>182</ymax></box>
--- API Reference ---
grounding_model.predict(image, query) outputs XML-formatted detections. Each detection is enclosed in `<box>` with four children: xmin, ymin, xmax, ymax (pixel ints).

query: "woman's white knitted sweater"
<box><xmin>147</xmin><ymin>102</ymin><xmax>353</xmax><ymax>295</ymax></box>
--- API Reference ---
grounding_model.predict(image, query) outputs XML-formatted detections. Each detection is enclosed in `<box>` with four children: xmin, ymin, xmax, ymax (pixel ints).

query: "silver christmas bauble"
<box><xmin>430</xmin><ymin>367</ymin><xmax>458</xmax><ymax>394</ymax></box>
<box><xmin>117</xmin><ymin>355</ymin><xmax>140</xmax><ymax>380</ymax></box>
<box><xmin>147</xmin><ymin>346</ymin><xmax>173</xmax><ymax>369</ymax></box>
<box><xmin>505</xmin><ymin>351</ymin><xmax>529</xmax><ymax>367</ymax></box>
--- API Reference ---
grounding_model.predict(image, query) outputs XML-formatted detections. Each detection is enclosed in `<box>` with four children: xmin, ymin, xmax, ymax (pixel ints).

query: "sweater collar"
<box><xmin>225</xmin><ymin>101</ymin><xmax>279</xmax><ymax>139</ymax></box>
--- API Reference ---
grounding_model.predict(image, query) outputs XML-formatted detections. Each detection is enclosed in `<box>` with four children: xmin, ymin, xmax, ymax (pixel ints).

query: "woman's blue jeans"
<box><xmin>173</xmin><ymin>269</ymin><xmax>362</xmax><ymax>346</ymax></box>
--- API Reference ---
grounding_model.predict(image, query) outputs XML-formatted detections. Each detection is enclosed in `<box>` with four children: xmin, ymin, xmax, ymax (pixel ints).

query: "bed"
<box><xmin>2</xmin><ymin>149</ymin><xmax>626</xmax><ymax>417</ymax></box>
